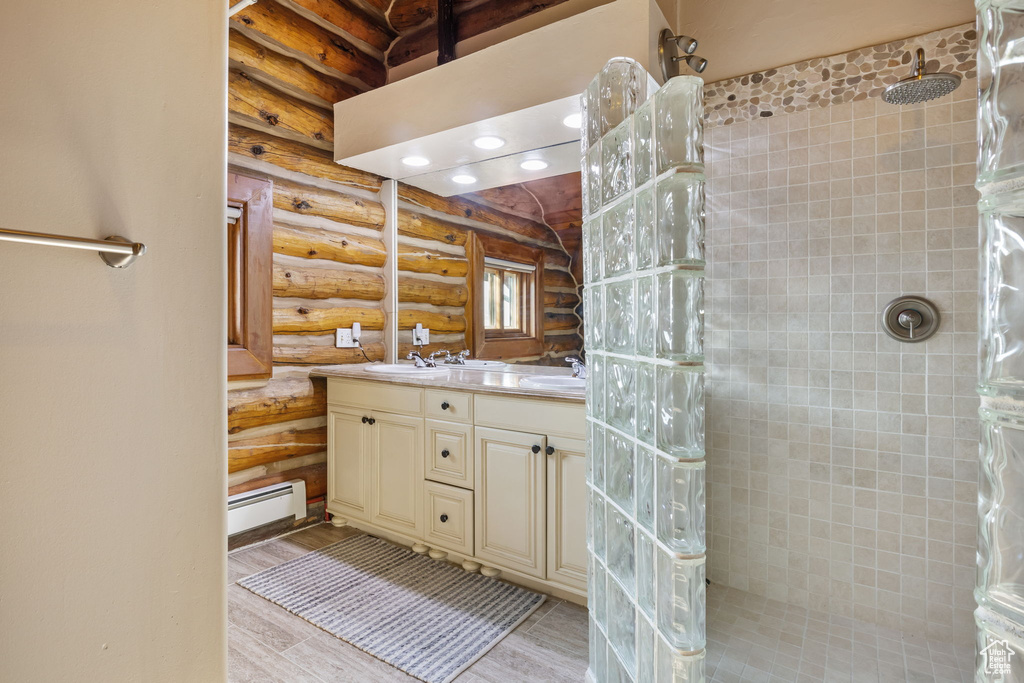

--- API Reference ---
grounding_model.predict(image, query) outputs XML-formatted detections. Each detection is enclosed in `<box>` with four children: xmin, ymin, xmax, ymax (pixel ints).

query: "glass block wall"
<box><xmin>976</xmin><ymin>1</ymin><xmax>1024</xmax><ymax>679</ymax></box>
<box><xmin>581</xmin><ymin>58</ymin><xmax>707</xmax><ymax>682</ymax></box>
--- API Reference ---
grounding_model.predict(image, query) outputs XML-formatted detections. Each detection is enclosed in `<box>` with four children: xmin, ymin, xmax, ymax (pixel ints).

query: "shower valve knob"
<box><xmin>882</xmin><ymin>296</ymin><xmax>939</xmax><ymax>343</ymax></box>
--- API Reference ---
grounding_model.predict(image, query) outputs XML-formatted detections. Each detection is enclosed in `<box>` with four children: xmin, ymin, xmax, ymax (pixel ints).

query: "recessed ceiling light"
<box><xmin>473</xmin><ymin>136</ymin><xmax>506</xmax><ymax>150</ymax></box>
<box><xmin>520</xmin><ymin>160</ymin><xmax>549</xmax><ymax>171</ymax></box>
<box><xmin>562</xmin><ymin>113</ymin><xmax>582</xmax><ymax>129</ymax></box>
<box><xmin>401</xmin><ymin>155</ymin><xmax>430</xmax><ymax>167</ymax></box>
<box><xmin>452</xmin><ymin>174</ymin><xmax>477</xmax><ymax>185</ymax></box>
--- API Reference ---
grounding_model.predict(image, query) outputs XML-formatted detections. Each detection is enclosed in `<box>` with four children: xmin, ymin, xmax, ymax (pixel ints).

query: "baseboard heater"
<box><xmin>227</xmin><ymin>480</ymin><xmax>307</xmax><ymax>536</ymax></box>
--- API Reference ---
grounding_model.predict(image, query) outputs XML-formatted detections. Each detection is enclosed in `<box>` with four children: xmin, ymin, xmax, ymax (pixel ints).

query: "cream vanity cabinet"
<box><xmin>324</xmin><ymin>376</ymin><xmax>588</xmax><ymax>599</ymax></box>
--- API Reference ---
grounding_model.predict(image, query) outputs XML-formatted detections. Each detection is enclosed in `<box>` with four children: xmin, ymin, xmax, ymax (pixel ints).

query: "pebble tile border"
<box><xmin>705</xmin><ymin>23</ymin><xmax>977</xmax><ymax>128</ymax></box>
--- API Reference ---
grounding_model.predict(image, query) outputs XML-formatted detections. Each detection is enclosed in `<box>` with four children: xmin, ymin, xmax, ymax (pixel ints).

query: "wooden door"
<box><xmin>546</xmin><ymin>437</ymin><xmax>588</xmax><ymax>590</ymax></box>
<box><xmin>327</xmin><ymin>406</ymin><xmax>370</xmax><ymax>521</ymax></box>
<box><xmin>370</xmin><ymin>411</ymin><xmax>424</xmax><ymax>537</ymax></box>
<box><xmin>474</xmin><ymin>426</ymin><xmax>546</xmax><ymax>578</ymax></box>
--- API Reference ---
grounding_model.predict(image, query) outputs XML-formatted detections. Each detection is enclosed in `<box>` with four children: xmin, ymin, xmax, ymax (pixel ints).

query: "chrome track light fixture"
<box><xmin>658</xmin><ymin>29</ymin><xmax>709</xmax><ymax>80</ymax></box>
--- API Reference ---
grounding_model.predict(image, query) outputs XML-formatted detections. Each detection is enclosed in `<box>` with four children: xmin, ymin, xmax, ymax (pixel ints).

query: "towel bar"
<box><xmin>0</xmin><ymin>228</ymin><xmax>146</xmax><ymax>268</ymax></box>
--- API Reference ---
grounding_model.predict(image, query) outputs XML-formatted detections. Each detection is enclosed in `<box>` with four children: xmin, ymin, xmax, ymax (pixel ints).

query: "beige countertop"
<box><xmin>310</xmin><ymin>363</ymin><xmax>586</xmax><ymax>403</ymax></box>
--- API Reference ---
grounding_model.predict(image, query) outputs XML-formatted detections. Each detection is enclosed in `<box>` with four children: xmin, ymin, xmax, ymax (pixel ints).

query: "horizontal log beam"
<box><xmin>274</xmin><ymin>342</ymin><xmax>386</xmax><ymax>363</ymax></box>
<box><xmin>229</xmin><ymin>70</ymin><xmax>333</xmax><ymax>148</ymax></box>
<box><xmin>229</xmin><ymin>125</ymin><xmax>383</xmax><ymax>190</ymax></box>
<box><xmin>397</xmin><ymin>309</ymin><xmax>466</xmax><ymax>333</ymax></box>
<box><xmin>274</xmin><ymin>177</ymin><xmax>385</xmax><ymax>230</ymax></box>
<box><xmin>388</xmin><ymin>0</ymin><xmax>473</xmax><ymax>32</ymax></box>
<box><xmin>228</xmin><ymin>377</ymin><xmax>326</xmax><ymax>434</ymax></box>
<box><xmin>544</xmin><ymin>269</ymin><xmax>577</xmax><ymax>290</ymax></box>
<box><xmin>545</xmin><ymin>336</ymin><xmax>582</xmax><ymax>355</ymax></box>
<box><xmin>230</xmin><ymin>0</ymin><xmax>386</xmax><ymax>88</ymax></box>
<box><xmin>544</xmin><ymin>289</ymin><xmax>580</xmax><ymax>309</ymax></box>
<box><xmin>274</xmin><ymin>305</ymin><xmax>386</xmax><ymax>333</ymax></box>
<box><xmin>397</xmin><ymin>209</ymin><xmax>467</xmax><ymax>246</ymax></box>
<box><xmin>389</xmin><ymin>0</ymin><xmax>570</xmax><ymax>66</ymax></box>
<box><xmin>544</xmin><ymin>311</ymin><xmax>580</xmax><ymax>331</ymax></box>
<box><xmin>398</xmin><ymin>340</ymin><xmax>467</xmax><ymax>358</ymax></box>
<box><xmin>229</xmin><ymin>30</ymin><xmax>358</xmax><ymax>106</ymax></box>
<box><xmin>273</xmin><ymin>264</ymin><xmax>385</xmax><ymax>300</ymax></box>
<box><xmin>398</xmin><ymin>184</ymin><xmax>556</xmax><ymax>244</ymax></box>
<box><xmin>274</xmin><ymin>223</ymin><xmax>387</xmax><ymax>267</ymax></box>
<box><xmin>397</xmin><ymin>276</ymin><xmax>468</xmax><ymax>306</ymax></box>
<box><xmin>361</xmin><ymin>0</ymin><xmax>391</xmax><ymax>15</ymax></box>
<box><xmin>229</xmin><ymin>426</ymin><xmax>327</xmax><ymax>473</ymax></box>
<box><xmin>397</xmin><ymin>244</ymin><xmax>468</xmax><ymax>277</ymax></box>
<box><xmin>228</xmin><ymin>461</ymin><xmax>327</xmax><ymax>500</ymax></box>
<box><xmin>284</xmin><ymin>0</ymin><xmax>395</xmax><ymax>53</ymax></box>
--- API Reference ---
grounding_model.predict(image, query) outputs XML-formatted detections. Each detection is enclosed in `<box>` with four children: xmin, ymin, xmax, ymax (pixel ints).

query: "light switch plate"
<box><xmin>413</xmin><ymin>328</ymin><xmax>430</xmax><ymax>345</ymax></box>
<box><xmin>336</xmin><ymin>328</ymin><xmax>356</xmax><ymax>348</ymax></box>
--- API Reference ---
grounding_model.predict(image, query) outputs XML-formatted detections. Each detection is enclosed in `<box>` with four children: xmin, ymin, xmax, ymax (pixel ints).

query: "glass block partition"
<box><xmin>977</xmin><ymin>1</ymin><xmax>1024</xmax><ymax>679</ymax></box>
<box><xmin>581</xmin><ymin>58</ymin><xmax>707</xmax><ymax>682</ymax></box>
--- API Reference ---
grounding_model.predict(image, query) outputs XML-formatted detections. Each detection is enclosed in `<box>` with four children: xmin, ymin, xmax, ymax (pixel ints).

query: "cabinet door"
<box><xmin>327</xmin><ymin>407</ymin><xmax>370</xmax><ymax>521</ymax></box>
<box><xmin>370</xmin><ymin>411</ymin><xmax>424</xmax><ymax>537</ymax></box>
<box><xmin>474</xmin><ymin>426</ymin><xmax>546</xmax><ymax>578</ymax></box>
<box><xmin>546</xmin><ymin>437</ymin><xmax>588</xmax><ymax>591</ymax></box>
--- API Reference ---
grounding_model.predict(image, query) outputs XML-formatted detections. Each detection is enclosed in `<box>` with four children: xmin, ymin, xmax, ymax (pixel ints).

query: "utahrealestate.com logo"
<box><xmin>981</xmin><ymin>638</ymin><xmax>1016</xmax><ymax>677</ymax></box>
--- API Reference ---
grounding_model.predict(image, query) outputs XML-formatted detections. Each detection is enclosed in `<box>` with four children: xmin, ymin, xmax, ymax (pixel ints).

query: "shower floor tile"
<box><xmin>706</xmin><ymin>586</ymin><xmax>974</xmax><ymax>683</ymax></box>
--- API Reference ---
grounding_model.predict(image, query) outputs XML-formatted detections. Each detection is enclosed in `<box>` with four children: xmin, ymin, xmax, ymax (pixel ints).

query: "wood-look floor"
<box><xmin>227</xmin><ymin>523</ymin><xmax>590</xmax><ymax>682</ymax></box>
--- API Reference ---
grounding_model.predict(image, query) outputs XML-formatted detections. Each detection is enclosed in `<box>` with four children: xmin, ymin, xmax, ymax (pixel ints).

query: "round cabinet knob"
<box><xmin>440</xmin><ymin>514</ymin><xmax>449</xmax><ymax>523</ymax></box>
<box><xmin>531</xmin><ymin>445</ymin><xmax>541</xmax><ymax>453</ymax></box>
<box><xmin>441</xmin><ymin>449</ymin><xmax>450</xmax><ymax>458</ymax></box>
<box><xmin>546</xmin><ymin>446</ymin><xmax>555</xmax><ymax>455</ymax></box>
<box><xmin>441</xmin><ymin>401</ymin><xmax>450</xmax><ymax>410</ymax></box>
<box><xmin>367</xmin><ymin>417</ymin><xmax>376</xmax><ymax>425</ymax></box>
<box><xmin>361</xmin><ymin>416</ymin><xmax>369</xmax><ymax>424</ymax></box>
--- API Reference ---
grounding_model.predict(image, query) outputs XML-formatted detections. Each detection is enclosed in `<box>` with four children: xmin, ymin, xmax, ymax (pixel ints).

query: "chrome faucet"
<box><xmin>427</xmin><ymin>350</ymin><xmax>449</xmax><ymax>367</ymax></box>
<box><xmin>445</xmin><ymin>350</ymin><xmax>471</xmax><ymax>365</ymax></box>
<box><xmin>407</xmin><ymin>350</ymin><xmax>448</xmax><ymax>368</ymax></box>
<box><xmin>566</xmin><ymin>355</ymin><xmax>587</xmax><ymax>379</ymax></box>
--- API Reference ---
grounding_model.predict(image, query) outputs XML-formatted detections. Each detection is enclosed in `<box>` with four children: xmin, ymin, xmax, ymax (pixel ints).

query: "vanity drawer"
<box><xmin>423</xmin><ymin>482</ymin><xmax>474</xmax><ymax>557</ymax></box>
<box><xmin>474</xmin><ymin>394</ymin><xmax>585</xmax><ymax>440</ymax></box>
<box><xmin>425</xmin><ymin>389</ymin><xmax>472</xmax><ymax>423</ymax></box>
<box><xmin>327</xmin><ymin>378</ymin><xmax>423</xmax><ymax>415</ymax></box>
<box><xmin>425</xmin><ymin>420</ymin><xmax>473</xmax><ymax>489</ymax></box>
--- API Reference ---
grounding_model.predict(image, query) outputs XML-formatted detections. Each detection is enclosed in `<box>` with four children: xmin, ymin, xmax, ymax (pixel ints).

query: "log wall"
<box><xmin>225</xmin><ymin>0</ymin><xmax>583</xmax><ymax>515</ymax></box>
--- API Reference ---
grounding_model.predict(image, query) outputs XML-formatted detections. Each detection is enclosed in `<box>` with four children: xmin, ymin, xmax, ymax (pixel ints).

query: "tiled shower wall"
<box><xmin>703</xmin><ymin>24</ymin><xmax>979</xmax><ymax>642</ymax></box>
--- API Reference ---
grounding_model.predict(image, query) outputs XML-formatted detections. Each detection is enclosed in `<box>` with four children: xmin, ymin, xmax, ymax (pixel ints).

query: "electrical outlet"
<box><xmin>335</xmin><ymin>328</ymin><xmax>356</xmax><ymax>348</ymax></box>
<box><xmin>412</xmin><ymin>327</ymin><xmax>430</xmax><ymax>345</ymax></box>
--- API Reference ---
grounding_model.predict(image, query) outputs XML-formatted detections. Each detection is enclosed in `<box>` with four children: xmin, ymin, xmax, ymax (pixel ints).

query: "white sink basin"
<box><xmin>364</xmin><ymin>364</ymin><xmax>450</xmax><ymax>377</ymax></box>
<box><xmin>458</xmin><ymin>360</ymin><xmax>507</xmax><ymax>370</ymax></box>
<box><xmin>519</xmin><ymin>375</ymin><xmax>586</xmax><ymax>390</ymax></box>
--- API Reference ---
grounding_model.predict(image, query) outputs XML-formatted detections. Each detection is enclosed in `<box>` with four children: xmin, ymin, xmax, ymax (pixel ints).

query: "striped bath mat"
<box><xmin>238</xmin><ymin>534</ymin><xmax>545</xmax><ymax>683</ymax></box>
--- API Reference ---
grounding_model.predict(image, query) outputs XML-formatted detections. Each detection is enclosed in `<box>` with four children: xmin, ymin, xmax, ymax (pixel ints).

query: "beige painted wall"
<box><xmin>678</xmin><ymin>0</ymin><xmax>975</xmax><ymax>82</ymax></box>
<box><xmin>0</xmin><ymin>1</ymin><xmax>227</xmax><ymax>681</ymax></box>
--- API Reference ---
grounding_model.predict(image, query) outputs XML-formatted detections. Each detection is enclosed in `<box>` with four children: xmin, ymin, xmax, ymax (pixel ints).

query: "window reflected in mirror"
<box><xmin>468</xmin><ymin>234</ymin><xmax>544</xmax><ymax>359</ymax></box>
<box><xmin>483</xmin><ymin>257</ymin><xmax>536</xmax><ymax>334</ymax></box>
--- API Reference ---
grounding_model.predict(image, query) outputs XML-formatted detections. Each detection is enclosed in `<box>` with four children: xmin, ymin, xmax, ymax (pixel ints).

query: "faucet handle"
<box><xmin>458</xmin><ymin>350</ymin><xmax>471</xmax><ymax>359</ymax></box>
<box><xmin>565</xmin><ymin>356</ymin><xmax>584</xmax><ymax>366</ymax></box>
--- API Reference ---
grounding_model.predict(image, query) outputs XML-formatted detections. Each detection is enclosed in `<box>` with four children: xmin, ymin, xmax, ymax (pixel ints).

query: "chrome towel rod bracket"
<box><xmin>0</xmin><ymin>228</ymin><xmax>146</xmax><ymax>269</ymax></box>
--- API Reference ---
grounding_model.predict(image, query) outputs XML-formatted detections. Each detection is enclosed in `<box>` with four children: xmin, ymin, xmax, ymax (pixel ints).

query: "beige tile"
<box><xmin>281</xmin><ymin>630</ymin><xmax>418</xmax><ymax>682</ymax></box>
<box><xmin>228</xmin><ymin>584</ymin><xmax>323</xmax><ymax>652</ymax></box>
<box><xmin>524</xmin><ymin>601</ymin><xmax>590</xmax><ymax>658</ymax></box>
<box><xmin>228</xmin><ymin>626</ymin><xmax>323</xmax><ymax>683</ymax></box>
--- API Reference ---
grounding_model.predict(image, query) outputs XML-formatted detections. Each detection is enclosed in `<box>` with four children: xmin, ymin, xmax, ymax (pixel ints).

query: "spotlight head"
<box><xmin>685</xmin><ymin>55</ymin><xmax>708</xmax><ymax>74</ymax></box>
<box><xmin>675</xmin><ymin>35</ymin><xmax>698</xmax><ymax>54</ymax></box>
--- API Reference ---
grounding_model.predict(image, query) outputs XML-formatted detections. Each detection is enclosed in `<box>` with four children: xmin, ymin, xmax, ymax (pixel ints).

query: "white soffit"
<box><xmin>334</xmin><ymin>0</ymin><xmax>668</xmax><ymax>196</ymax></box>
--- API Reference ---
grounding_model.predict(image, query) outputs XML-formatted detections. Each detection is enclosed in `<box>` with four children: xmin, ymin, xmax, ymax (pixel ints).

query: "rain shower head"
<box><xmin>882</xmin><ymin>47</ymin><xmax>961</xmax><ymax>105</ymax></box>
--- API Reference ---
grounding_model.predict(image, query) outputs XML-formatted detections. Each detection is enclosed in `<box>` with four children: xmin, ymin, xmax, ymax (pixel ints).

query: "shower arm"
<box><xmin>911</xmin><ymin>48</ymin><xmax>927</xmax><ymax>79</ymax></box>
